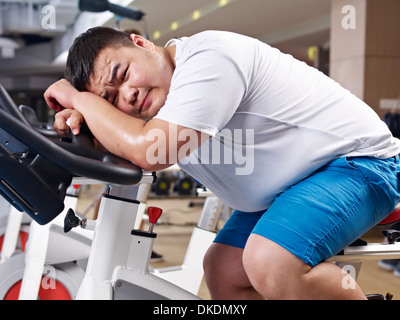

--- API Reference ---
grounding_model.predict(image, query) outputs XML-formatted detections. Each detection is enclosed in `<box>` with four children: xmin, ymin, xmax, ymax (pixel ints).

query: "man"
<box><xmin>45</xmin><ymin>27</ymin><xmax>400</xmax><ymax>300</ymax></box>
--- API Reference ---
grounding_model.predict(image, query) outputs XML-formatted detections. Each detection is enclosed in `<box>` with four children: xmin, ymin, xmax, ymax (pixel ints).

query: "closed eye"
<box><xmin>110</xmin><ymin>67</ymin><xmax>128</xmax><ymax>106</ymax></box>
<box><xmin>112</xmin><ymin>95</ymin><xmax>118</xmax><ymax>106</ymax></box>
<box><xmin>122</xmin><ymin>67</ymin><xmax>128</xmax><ymax>81</ymax></box>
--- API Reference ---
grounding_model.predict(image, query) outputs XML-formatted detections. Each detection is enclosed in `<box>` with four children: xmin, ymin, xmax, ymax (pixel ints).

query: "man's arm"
<box><xmin>45</xmin><ymin>79</ymin><xmax>207</xmax><ymax>171</ymax></box>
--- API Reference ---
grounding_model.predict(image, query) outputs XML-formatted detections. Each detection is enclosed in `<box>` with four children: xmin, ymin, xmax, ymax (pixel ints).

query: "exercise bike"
<box><xmin>0</xmin><ymin>83</ymin><xmax>220</xmax><ymax>300</ymax></box>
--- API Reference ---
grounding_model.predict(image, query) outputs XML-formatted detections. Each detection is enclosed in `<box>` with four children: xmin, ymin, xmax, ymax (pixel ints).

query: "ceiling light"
<box><xmin>153</xmin><ymin>31</ymin><xmax>161</xmax><ymax>40</ymax></box>
<box><xmin>192</xmin><ymin>10</ymin><xmax>201</xmax><ymax>21</ymax></box>
<box><xmin>152</xmin><ymin>0</ymin><xmax>236</xmax><ymax>41</ymax></box>
<box><xmin>171</xmin><ymin>21</ymin><xmax>179</xmax><ymax>31</ymax></box>
<box><xmin>219</xmin><ymin>0</ymin><xmax>229</xmax><ymax>7</ymax></box>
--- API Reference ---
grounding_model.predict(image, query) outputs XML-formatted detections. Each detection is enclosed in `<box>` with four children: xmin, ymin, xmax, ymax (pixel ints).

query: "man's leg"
<box><xmin>204</xmin><ymin>157</ymin><xmax>399</xmax><ymax>300</ymax></box>
<box><xmin>240</xmin><ymin>156</ymin><xmax>400</xmax><ymax>300</ymax></box>
<box><xmin>203</xmin><ymin>243</ymin><xmax>263</xmax><ymax>300</ymax></box>
<box><xmin>243</xmin><ymin>234</ymin><xmax>366</xmax><ymax>300</ymax></box>
<box><xmin>203</xmin><ymin>209</ymin><xmax>266</xmax><ymax>300</ymax></box>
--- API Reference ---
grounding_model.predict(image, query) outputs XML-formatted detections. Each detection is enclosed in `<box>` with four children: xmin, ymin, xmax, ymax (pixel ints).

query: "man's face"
<box><xmin>87</xmin><ymin>40</ymin><xmax>173</xmax><ymax>121</ymax></box>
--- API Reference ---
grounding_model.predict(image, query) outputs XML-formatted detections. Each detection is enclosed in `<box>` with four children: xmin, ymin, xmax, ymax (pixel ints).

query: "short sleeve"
<box><xmin>155</xmin><ymin>50</ymin><xmax>247</xmax><ymax>136</ymax></box>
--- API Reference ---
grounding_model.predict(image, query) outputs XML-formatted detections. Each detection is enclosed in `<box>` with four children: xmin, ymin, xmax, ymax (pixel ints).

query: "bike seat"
<box><xmin>379</xmin><ymin>207</ymin><xmax>400</xmax><ymax>226</ymax></box>
<box><xmin>0</xmin><ymin>83</ymin><xmax>144</xmax><ymax>225</ymax></box>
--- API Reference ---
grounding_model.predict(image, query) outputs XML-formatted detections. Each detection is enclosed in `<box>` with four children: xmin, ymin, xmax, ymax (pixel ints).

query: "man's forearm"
<box><xmin>73</xmin><ymin>91</ymin><xmax>149</xmax><ymax>167</ymax></box>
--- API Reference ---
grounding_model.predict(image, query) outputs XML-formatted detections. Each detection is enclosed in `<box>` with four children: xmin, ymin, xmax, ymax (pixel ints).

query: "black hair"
<box><xmin>65</xmin><ymin>27</ymin><xmax>134</xmax><ymax>91</ymax></box>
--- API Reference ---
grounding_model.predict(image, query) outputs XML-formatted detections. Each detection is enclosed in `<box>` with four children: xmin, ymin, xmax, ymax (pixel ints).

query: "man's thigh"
<box><xmin>252</xmin><ymin>157</ymin><xmax>399</xmax><ymax>267</ymax></box>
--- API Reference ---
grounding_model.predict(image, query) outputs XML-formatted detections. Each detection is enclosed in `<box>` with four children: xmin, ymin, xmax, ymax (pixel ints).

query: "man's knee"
<box><xmin>243</xmin><ymin>234</ymin><xmax>311</xmax><ymax>299</ymax></box>
<box><xmin>203</xmin><ymin>244</ymin><xmax>219</xmax><ymax>279</ymax></box>
<box><xmin>203</xmin><ymin>243</ymin><xmax>256</xmax><ymax>299</ymax></box>
<box><xmin>203</xmin><ymin>243</ymin><xmax>239</xmax><ymax>284</ymax></box>
<box><xmin>242</xmin><ymin>240</ymin><xmax>277</xmax><ymax>299</ymax></box>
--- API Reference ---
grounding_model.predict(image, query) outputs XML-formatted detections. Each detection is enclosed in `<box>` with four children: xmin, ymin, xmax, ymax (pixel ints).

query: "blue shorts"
<box><xmin>214</xmin><ymin>156</ymin><xmax>400</xmax><ymax>267</ymax></box>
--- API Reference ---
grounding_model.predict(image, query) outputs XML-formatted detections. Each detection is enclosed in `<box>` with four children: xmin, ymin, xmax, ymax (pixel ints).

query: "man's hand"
<box><xmin>54</xmin><ymin>109</ymin><xmax>84</xmax><ymax>136</ymax></box>
<box><xmin>44</xmin><ymin>79</ymin><xmax>84</xmax><ymax>136</ymax></box>
<box><xmin>44</xmin><ymin>78</ymin><xmax>80</xmax><ymax>112</ymax></box>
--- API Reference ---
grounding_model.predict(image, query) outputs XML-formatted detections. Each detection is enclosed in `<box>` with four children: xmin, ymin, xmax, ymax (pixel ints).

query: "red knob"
<box><xmin>148</xmin><ymin>207</ymin><xmax>163</xmax><ymax>224</ymax></box>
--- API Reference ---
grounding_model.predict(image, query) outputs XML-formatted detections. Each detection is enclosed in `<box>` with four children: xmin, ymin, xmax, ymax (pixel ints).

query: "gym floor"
<box><xmin>77</xmin><ymin>184</ymin><xmax>400</xmax><ymax>300</ymax></box>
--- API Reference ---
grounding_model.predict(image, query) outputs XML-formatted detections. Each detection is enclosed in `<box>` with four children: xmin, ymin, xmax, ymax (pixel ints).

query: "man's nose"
<box><xmin>121</xmin><ymin>84</ymin><xmax>138</xmax><ymax>105</ymax></box>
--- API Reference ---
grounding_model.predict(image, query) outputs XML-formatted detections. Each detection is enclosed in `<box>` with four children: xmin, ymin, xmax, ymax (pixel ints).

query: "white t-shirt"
<box><xmin>155</xmin><ymin>31</ymin><xmax>400</xmax><ymax>212</ymax></box>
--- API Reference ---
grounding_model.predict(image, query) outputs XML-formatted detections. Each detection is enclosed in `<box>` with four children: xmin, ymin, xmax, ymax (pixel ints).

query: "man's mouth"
<box><xmin>139</xmin><ymin>90</ymin><xmax>151</xmax><ymax>113</ymax></box>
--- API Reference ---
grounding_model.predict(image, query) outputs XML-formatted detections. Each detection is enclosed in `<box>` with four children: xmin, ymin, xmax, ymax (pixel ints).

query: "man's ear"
<box><xmin>129</xmin><ymin>34</ymin><xmax>155</xmax><ymax>51</ymax></box>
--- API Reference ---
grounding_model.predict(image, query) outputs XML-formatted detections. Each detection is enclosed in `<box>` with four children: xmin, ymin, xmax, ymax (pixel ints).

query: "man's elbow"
<box><xmin>128</xmin><ymin>153</ymin><xmax>174</xmax><ymax>172</ymax></box>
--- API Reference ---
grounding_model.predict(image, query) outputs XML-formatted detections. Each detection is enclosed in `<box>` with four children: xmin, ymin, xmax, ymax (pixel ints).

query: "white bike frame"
<box><xmin>75</xmin><ymin>174</ymin><xmax>201</xmax><ymax>300</ymax></box>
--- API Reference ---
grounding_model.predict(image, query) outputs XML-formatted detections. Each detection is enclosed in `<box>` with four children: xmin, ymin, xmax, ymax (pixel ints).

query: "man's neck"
<box><xmin>157</xmin><ymin>45</ymin><xmax>176</xmax><ymax>70</ymax></box>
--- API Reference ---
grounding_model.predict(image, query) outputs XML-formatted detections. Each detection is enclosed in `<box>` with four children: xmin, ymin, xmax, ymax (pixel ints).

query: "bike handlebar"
<box><xmin>0</xmin><ymin>83</ymin><xmax>144</xmax><ymax>224</ymax></box>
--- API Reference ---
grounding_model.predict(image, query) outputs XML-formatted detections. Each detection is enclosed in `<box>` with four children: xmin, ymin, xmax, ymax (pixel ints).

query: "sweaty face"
<box><xmin>87</xmin><ymin>43</ymin><xmax>173</xmax><ymax>121</ymax></box>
